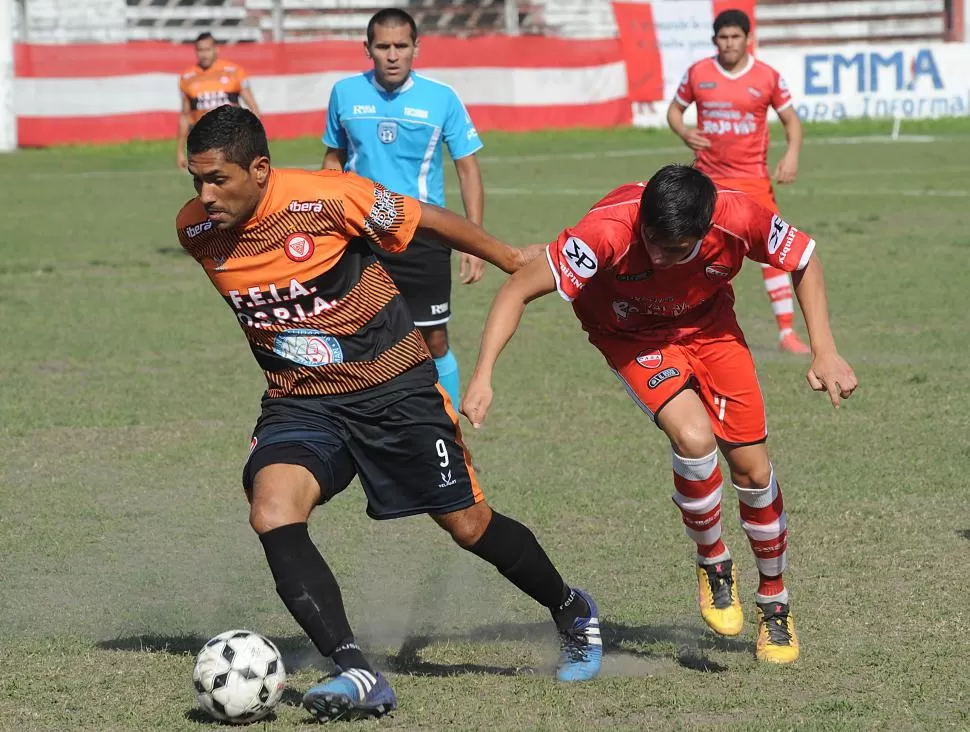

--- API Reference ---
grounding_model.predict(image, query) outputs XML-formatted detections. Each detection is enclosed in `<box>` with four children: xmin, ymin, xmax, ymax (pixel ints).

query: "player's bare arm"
<box><xmin>176</xmin><ymin>95</ymin><xmax>192</xmax><ymax>169</ymax></box>
<box><xmin>454</xmin><ymin>154</ymin><xmax>486</xmax><ymax>285</ymax></box>
<box><xmin>790</xmin><ymin>253</ymin><xmax>858</xmax><ymax>407</ymax></box>
<box><xmin>416</xmin><ymin>201</ymin><xmax>526</xmax><ymax>275</ymax></box>
<box><xmin>774</xmin><ymin>106</ymin><xmax>803</xmax><ymax>184</ymax></box>
<box><xmin>239</xmin><ymin>87</ymin><xmax>261</xmax><ymax>118</ymax></box>
<box><xmin>322</xmin><ymin>147</ymin><xmax>346</xmax><ymax>171</ymax></box>
<box><xmin>461</xmin><ymin>255</ymin><xmax>556</xmax><ymax>428</ymax></box>
<box><xmin>666</xmin><ymin>100</ymin><xmax>711</xmax><ymax>152</ymax></box>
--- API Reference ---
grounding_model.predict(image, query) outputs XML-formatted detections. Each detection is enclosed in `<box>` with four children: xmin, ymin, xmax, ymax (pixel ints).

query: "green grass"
<box><xmin>1</xmin><ymin>116</ymin><xmax>969</xmax><ymax>730</ymax></box>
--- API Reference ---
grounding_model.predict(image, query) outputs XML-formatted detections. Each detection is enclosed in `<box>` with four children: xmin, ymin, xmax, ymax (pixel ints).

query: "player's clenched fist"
<box><xmin>806</xmin><ymin>351</ymin><xmax>858</xmax><ymax>408</ymax></box>
<box><xmin>460</xmin><ymin>377</ymin><xmax>493</xmax><ymax>429</ymax></box>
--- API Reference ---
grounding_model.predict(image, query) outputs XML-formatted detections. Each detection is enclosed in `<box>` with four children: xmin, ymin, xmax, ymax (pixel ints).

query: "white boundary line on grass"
<box><xmin>483</xmin><ymin>186</ymin><xmax>969</xmax><ymax>198</ymax></box>
<box><xmin>5</xmin><ymin>134</ymin><xmax>942</xmax><ymax>180</ymax></box>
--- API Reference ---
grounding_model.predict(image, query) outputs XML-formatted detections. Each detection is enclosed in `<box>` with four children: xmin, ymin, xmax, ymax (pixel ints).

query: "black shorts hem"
<box><xmin>365</xmin><ymin>494</ymin><xmax>479</xmax><ymax>521</ymax></box>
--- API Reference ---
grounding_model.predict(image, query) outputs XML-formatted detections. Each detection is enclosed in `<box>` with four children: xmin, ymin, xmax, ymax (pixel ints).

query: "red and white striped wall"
<box><xmin>11</xmin><ymin>1</ymin><xmax>750</xmax><ymax>146</ymax></box>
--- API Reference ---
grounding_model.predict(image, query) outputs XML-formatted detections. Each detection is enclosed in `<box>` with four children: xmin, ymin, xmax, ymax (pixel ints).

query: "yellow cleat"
<box><xmin>696</xmin><ymin>559</ymin><xmax>744</xmax><ymax>637</ymax></box>
<box><xmin>756</xmin><ymin>601</ymin><xmax>800</xmax><ymax>663</ymax></box>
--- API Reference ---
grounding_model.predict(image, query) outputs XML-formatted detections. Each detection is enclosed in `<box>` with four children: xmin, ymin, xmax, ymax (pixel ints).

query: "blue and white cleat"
<box><xmin>556</xmin><ymin>588</ymin><xmax>603</xmax><ymax>682</ymax></box>
<box><xmin>302</xmin><ymin>667</ymin><xmax>397</xmax><ymax>722</ymax></box>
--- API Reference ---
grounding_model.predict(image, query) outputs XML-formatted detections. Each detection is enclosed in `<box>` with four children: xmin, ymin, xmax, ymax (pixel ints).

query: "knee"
<box><xmin>730</xmin><ymin>462</ymin><xmax>773</xmax><ymax>489</ymax></box>
<box><xmin>435</xmin><ymin>504</ymin><xmax>492</xmax><ymax>549</ymax></box>
<box><xmin>248</xmin><ymin>467</ymin><xmax>317</xmax><ymax>534</ymax></box>
<box><xmin>422</xmin><ymin>327</ymin><xmax>449</xmax><ymax>359</ymax></box>
<box><xmin>666</xmin><ymin>422</ymin><xmax>717</xmax><ymax>460</ymax></box>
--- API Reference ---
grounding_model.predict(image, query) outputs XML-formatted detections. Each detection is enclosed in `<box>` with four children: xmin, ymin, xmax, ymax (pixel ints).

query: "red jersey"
<box><xmin>674</xmin><ymin>56</ymin><xmax>793</xmax><ymax>180</ymax></box>
<box><xmin>545</xmin><ymin>182</ymin><xmax>815</xmax><ymax>346</ymax></box>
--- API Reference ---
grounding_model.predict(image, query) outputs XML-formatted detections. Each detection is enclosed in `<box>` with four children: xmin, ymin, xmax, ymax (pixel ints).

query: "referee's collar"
<box><xmin>368</xmin><ymin>71</ymin><xmax>415</xmax><ymax>96</ymax></box>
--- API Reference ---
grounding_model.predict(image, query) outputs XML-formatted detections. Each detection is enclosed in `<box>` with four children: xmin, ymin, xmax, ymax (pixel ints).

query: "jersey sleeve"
<box><xmin>674</xmin><ymin>68</ymin><xmax>694</xmax><ymax>107</ymax></box>
<box><xmin>442</xmin><ymin>89</ymin><xmax>482</xmax><ymax>160</ymax></box>
<box><xmin>544</xmin><ymin>221</ymin><xmax>618</xmax><ymax>302</ymax></box>
<box><xmin>322</xmin><ymin>84</ymin><xmax>347</xmax><ymax>150</ymax></box>
<box><xmin>770</xmin><ymin>70</ymin><xmax>793</xmax><ymax>113</ymax></box>
<box><xmin>340</xmin><ymin>172</ymin><xmax>420</xmax><ymax>254</ymax></box>
<box><xmin>741</xmin><ymin>198</ymin><xmax>815</xmax><ymax>272</ymax></box>
<box><xmin>236</xmin><ymin>64</ymin><xmax>250</xmax><ymax>89</ymax></box>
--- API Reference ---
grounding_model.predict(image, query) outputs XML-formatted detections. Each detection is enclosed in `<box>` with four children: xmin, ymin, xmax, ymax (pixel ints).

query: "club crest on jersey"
<box><xmin>284</xmin><ymin>232</ymin><xmax>314</xmax><ymax>262</ymax></box>
<box><xmin>273</xmin><ymin>329</ymin><xmax>344</xmax><ymax>367</ymax></box>
<box><xmin>636</xmin><ymin>349</ymin><xmax>663</xmax><ymax>369</ymax></box>
<box><xmin>747</xmin><ymin>86</ymin><xmax>763</xmax><ymax>98</ymax></box>
<box><xmin>377</xmin><ymin>121</ymin><xmax>398</xmax><ymax>144</ymax></box>
<box><xmin>705</xmin><ymin>263</ymin><xmax>731</xmax><ymax>281</ymax></box>
<box><xmin>211</xmin><ymin>255</ymin><xmax>228</xmax><ymax>271</ymax></box>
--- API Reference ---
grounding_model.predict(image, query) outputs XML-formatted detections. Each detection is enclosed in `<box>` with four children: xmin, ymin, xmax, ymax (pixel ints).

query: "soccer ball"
<box><xmin>192</xmin><ymin>630</ymin><xmax>286</xmax><ymax>724</ymax></box>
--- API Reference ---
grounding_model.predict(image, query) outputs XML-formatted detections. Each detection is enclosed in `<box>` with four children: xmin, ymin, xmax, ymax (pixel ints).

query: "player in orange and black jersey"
<box><xmin>176</xmin><ymin>33</ymin><xmax>261</xmax><ymax>170</ymax></box>
<box><xmin>176</xmin><ymin>105</ymin><xmax>603</xmax><ymax>721</ymax></box>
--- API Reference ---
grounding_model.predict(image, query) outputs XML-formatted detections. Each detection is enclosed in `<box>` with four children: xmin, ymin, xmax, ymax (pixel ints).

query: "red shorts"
<box><xmin>716</xmin><ymin>178</ymin><xmax>779</xmax><ymax>214</ymax></box>
<box><xmin>596</xmin><ymin>318</ymin><xmax>767</xmax><ymax>445</ymax></box>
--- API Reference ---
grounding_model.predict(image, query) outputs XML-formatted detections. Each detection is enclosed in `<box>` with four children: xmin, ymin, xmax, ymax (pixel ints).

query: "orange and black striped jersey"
<box><xmin>176</xmin><ymin>168</ymin><xmax>431</xmax><ymax>398</ymax></box>
<box><xmin>179</xmin><ymin>59</ymin><xmax>249</xmax><ymax>124</ymax></box>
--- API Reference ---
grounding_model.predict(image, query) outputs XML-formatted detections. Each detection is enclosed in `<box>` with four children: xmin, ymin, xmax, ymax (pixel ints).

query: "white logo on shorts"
<box><xmin>430</xmin><ymin>302</ymin><xmax>449</xmax><ymax>316</ymax></box>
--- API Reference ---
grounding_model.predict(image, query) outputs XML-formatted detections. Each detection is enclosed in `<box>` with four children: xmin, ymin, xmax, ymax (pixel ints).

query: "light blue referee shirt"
<box><xmin>323</xmin><ymin>71</ymin><xmax>482</xmax><ymax>207</ymax></box>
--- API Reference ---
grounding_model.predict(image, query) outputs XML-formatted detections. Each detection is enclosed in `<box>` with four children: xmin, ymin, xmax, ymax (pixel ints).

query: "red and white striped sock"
<box><xmin>735</xmin><ymin>469</ymin><xmax>788</xmax><ymax>603</ymax></box>
<box><xmin>761</xmin><ymin>263</ymin><xmax>795</xmax><ymax>336</ymax></box>
<box><xmin>671</xmin><ymin>449</ymin><xmax>730</xmax><ymax>565</ymax></box>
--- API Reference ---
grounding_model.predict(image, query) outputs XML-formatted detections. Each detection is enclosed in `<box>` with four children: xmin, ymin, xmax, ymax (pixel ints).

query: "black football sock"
<box><xmin>259</xmin><ymin>522</ymin><xmax>373</xmax><ymax>673</ymax></box>
<box><xmin>465</xmin><ymin>511</ymin><xmax>589</xmax><ymax>628</ymax></box>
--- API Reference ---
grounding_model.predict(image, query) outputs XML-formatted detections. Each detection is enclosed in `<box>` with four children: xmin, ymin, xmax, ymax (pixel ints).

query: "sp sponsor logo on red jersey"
<box><xmin>705</xmin><ymin>263</ymin><xmax>731</xmax><ymax>281</ymax></box>
<box><xmin>284</xmin><ymin>233</ymin><xmax>314</xmax><ymax>262</ymax></box>
<box><xmin>288</xmin><ymin>199</ymin><xmax>325</xmax><ymax>213</ymax></box>
<box><xmin>636</xmin><ymin>349</ymin><xmax>663</xmax><ymax>369</ymax></box>
<box><xmin>767</xmin><ymin>215</ymin><xmax>791</xmax><ymax>255</ymax></box>
<box><xmin>562</xmin><ymin>236</ymin><xmax>598</xmax><ymax>277</ymax></box>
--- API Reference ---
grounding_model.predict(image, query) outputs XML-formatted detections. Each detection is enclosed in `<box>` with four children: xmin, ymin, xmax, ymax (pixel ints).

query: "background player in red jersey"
<box><xmin>667</xmin><ymin>10</ymin><xmax>809</xmax><ymax>354</ymax></box>
<box><xmin>461</xmin><ymin>165</ymin><xmax>858</xmax><ymax>664</ymax></box>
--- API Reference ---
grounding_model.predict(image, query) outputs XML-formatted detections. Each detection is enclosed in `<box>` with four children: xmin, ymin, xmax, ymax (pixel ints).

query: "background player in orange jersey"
<box><xmin>176</xmin><ymin>32</ymin><xmax>261</xmax><ymax>169</ymax></box>
<box><xmin>176</xmin><ymin>106</ymin><xmax>602</xmax><ymax>721</ymax></box>
<box><xmin>462</xmin><ymin>165</ymin><xmax>858</xmax><ymax>664</ymax></box>
<box><xmin>667</xmin><ymin>9</ymin><xmax>810</xmax><ymax>354</ymax></box>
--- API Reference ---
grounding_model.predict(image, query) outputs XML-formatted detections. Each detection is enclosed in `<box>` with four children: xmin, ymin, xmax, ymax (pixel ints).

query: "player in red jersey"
<box><xmin>667</xmin><ymin>9</ymin><xmax>809</xmax><ymax>354</ymax></box>
<box><xmin>461</xmin><ymin>165</ymin><xmax>858</xmax><ymax>663</ymax></box>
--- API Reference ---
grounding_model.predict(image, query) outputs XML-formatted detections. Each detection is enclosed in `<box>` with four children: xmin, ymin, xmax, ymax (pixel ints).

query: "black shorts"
<box><xmin>374</xmin><ymin>235</ymin><xmax>452</xmax><ymax>327</ymax></box>
<box><xmin>242</xmin><ymin>361</ymin><xmax>482</xmax><ymax>519</ymax></box>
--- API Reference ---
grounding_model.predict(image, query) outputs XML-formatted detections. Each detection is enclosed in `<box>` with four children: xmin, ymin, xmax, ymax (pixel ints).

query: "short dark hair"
<box><xmin>187</xmin><ymin>105</ymin><xmax>270</xmax><ymax>169</ymax></box>
<box><xmin>639</xmin><ymin>165</ymin><xmax>717</xmax><ymax>245</ymax></box>
<box><xmin>713</xmin><ymin>9</ymin><xmax>751</xmax><ymax>36</ymax></box>
<box><xmin>195</xmin><ymin>32</ymin><xmax>216</xmax><ymax>44</ymax></box>
<box><xmin>366</xmin><ymin>8</ymin><xmax>418</xmax><ymax>45</ymax></box>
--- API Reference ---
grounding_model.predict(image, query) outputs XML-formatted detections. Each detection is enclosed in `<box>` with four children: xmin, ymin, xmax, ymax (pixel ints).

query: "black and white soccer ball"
<box><xmin>192</xmin><ymin>630</ymin><xmax>286</xmax><ymax>724</ymax></box>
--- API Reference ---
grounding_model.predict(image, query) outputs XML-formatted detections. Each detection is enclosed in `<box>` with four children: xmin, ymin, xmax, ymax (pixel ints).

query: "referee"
<box><xmin>322</xmin><ymin>8</ymin><xmax>484</xmax><ymax>408</ymax></box>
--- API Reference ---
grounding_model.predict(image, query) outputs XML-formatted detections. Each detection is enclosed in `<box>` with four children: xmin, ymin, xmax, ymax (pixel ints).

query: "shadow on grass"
<box><xmin>958</xmin><ymin>529</ymin><xmax>970</xmax><ymax>541</ymax></box>
<box><xmin>97</xmin><ymin>618</ymin><xmax>749</xmax><ymax>680</ymax></box>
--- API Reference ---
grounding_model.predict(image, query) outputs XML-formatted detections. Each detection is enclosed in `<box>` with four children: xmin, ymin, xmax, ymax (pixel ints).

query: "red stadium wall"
<box><xmin>14</xmin><ymin>36</ymin><xmax>637</xmax><ymax>146</ymax></box>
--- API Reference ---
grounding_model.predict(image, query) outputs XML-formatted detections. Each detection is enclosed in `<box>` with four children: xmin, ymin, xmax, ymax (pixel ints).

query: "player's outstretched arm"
<box><xmin>461</xmin><ymin>256</ymin><xmax>556</xmax><ymax>428</ymax></box>
<box><xmin>791</xmin><ymin>252</ymin><xmax>858</xmax><ymax>408</ymax></box>
<box><xmin>417</xmin><ymin>202</ymin><xmax>532</xmax><ymax>275</ymax></box>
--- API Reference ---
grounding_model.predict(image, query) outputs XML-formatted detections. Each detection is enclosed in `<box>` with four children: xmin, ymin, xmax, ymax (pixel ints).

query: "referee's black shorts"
<box><xmin>374</xmin><ymin>235</ymin><xmax>452</xmax><ymax>327</ymax></box>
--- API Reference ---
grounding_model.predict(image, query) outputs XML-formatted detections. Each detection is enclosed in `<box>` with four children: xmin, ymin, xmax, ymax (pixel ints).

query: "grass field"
<box><xmin>1</xmin><ymin>117</ymin><xmax>969</xmax><ymax>731</ymax></box>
